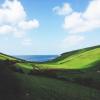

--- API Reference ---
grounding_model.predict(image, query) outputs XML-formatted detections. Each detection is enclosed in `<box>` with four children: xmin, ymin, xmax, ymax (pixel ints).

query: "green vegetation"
<box><xmin>0</xmin><ymin>45</ymin><xmax>100</xmax><ymax>100</ymax></box>
<box><xmin>36</xmin><ymin>45</ymin><xmax>100</xmax><ymax>69</ymax></box>
<box><xmin>15</xmin><ymin>73</ymin><xmax>100</xmax><ymax>100</ymax></box>
<box><xmin>0</xmin><ymin>52</ymin><xmax>25</xmax><ymax>61</ymax></box>
<box><xmin>0</xmin><ymin>60</ymin><xmax>100</xmax><ymax>100</ymax></box>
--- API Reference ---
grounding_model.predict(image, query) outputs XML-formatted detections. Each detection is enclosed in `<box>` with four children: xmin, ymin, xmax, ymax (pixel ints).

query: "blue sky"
<box><xmin>0</xmin><ymin>0</ymin><xmax>100</xmax><ymax>55</ymax></box>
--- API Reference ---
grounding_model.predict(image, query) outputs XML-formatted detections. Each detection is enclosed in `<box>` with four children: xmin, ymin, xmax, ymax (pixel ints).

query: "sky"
<box><xmin>0</xmin><ymin>0</ymin><xmax>100</xmax><ymax>55</ymax></box>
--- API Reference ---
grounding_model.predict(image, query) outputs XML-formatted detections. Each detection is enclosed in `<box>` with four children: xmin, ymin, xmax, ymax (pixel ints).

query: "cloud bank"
<box><xmin>0</xmin><ymin>0</ymin><xmax>39</xmax><ymax>46</ymax></box>
<box><xmin>53</xmin><ymin>0</ymin><xmax>100</xmax><ymax>47</ymax></box>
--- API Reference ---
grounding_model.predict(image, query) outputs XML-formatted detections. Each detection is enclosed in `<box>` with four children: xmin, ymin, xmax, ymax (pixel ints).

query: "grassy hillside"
<box><xmin>14</xmin><ymin>73</ymin><xmax>100</xmax><ymax>100</ymax></box>
<box><xmin>36</xmin><ymin>45</ymin><xmax>100</xmax><ymax>69</ymax></box>
<box><xmin>0</xmin><ymin>45</ymin><xmax>100</xmax><ymax>73</ymax></box>
<box><xmin>0</xmin><ymin>61</ymin><xmax>100</xmax><ymax>100</ymax></box>
<box><xmin>0</xmin><ymin>45</ymin><xmax>100</xmax><ymax>70</ymax></box>
<box><xmin>0</xmin><ymin>53</ymin><xmax>17</xmax><ymax>60</ymax></box>
<box><xmin>0</xmin><ymin>45</ymin><xmax>100</xmax><ymax>100</ymax></box>
<box><xmin>0</xmin><ymin>52</ymin><xmax>25</xmax><ymax>61</ymax></box>
<box><xmin>48</xmin><ymin>45</ymin><xmax>100</xmax><ymax>63</ymax></box>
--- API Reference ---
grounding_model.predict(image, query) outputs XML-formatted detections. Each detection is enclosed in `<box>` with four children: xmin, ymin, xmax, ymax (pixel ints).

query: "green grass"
<box><xmin>15</xmin><ymin>62</ymin><xmax>33</xmax><ymax>73</ymax></box>
<box><xmin>36</xmin><ymin>46</ymin><xmax>100</xmax><ymax>69</ymax></box>
<box><xmin>0</xmin><ymin>62</ymin><xmax>100</xmax><ymax>100</ymax></box>
<box><xmin>0</xmin><ymin>45</ymin><xmax>100</xmax><ymax>100</ymax></box>
<box><xmin>0</xmin><ymin>45</ymin><xmax>100</xmax><ymax>70</ymax></box>
<box><xmin>0</xmin><ymin>52</ymin><xmax>23</xmax><ymax>61</ymax></box>
<box><xmin>15</xmin><ymin>73</ymin><xmax>100</xmax><ymax>100</ymax></box>
<box><xmin>0</xmin><ymin>53</ymin><xmax>16</xmax><ymax>60</ymax></box>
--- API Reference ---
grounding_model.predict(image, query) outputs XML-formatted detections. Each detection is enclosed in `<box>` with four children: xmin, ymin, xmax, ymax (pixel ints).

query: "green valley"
<box><xmin>0</xmin><ymin>45</ymin><xmax>100</xmax><ymax>100</ymax></box>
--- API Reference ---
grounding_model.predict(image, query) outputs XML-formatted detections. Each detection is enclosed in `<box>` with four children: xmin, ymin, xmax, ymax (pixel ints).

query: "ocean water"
<box><xmin>14</xmin><ymin>55</ymin><xmax>58</xmax><ymax>62</ymax></box>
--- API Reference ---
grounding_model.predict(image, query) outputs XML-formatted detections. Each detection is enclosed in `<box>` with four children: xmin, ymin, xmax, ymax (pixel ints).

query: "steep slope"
<box><xmin>49</xmin><ymin>45</ymin><xmax>100</xmax><ymax>63</ymax></box>
<box><xmin>37</xmin><ymin>45</ymin><xmax>100</xmax><ymax>69</ymax></box>
<box><xmin>0</xmin><ymin>52</ymin><xmax>23</xmax><ymax>61</ymax></box>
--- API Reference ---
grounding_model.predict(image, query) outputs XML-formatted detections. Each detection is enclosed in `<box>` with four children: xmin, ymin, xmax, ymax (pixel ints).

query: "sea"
<box><xmin>14</xmin><ymin>55</ymin><xmax>58</xmax><ymax>62</ymax></box>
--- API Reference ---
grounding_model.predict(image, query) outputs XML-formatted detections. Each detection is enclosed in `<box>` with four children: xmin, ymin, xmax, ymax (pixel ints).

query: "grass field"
<box><xmin>0</xmin><ymin>45</ymin><xmax>100</xmax><ymax>100</ymax></box>
<box><xmin>0</xmin><ymin>63</ymin><xmax>100</xmax><ymax>100</ymax></box>
<box><xmin>36</xmin><ymin>46</ymin><xmax>100</xmax><ymax>69</ymax></box>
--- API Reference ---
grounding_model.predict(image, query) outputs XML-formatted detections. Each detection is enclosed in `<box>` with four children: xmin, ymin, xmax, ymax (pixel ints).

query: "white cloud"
<box><xmin>18</xmin><ymin>19</ymin><xmax>40</xmax><ymax>30</ymax></box>
<box><xmin>53</xmin><ymin>0</ymin><xmax>100</xmax><ymax>48</ymax></box>
<box><xmin>0</xmin><ymin>25</ymin><xmax>14</xmax><ymax>34</ymax></box>
<box><xmin>62</xmin><ymin>35</ymin><xmax>85</xmax><ymax>46</ymax></box>
<box><xmin>63</xmin><ymin>0</ymin><xmax>100</xmax><ymax>33</ymax></box>
<box><xmin>53</xmin><ymin>3</ymin><xmax>72</xmax><ymax>15</ymax></box>
<box><xmin>0</xmin><ymin>0</ymin><xmax>40</xmax><ymax>38</ymax></box>
<box><xmin>63</xmin><ymin>12</ymin><xmax>83</xmax><ymax>30</ymax></box>
<box><xmin>0</xmin><ymin>0</ymin><xmax>26</xmax><ymax>25</ymax></box>
<box><xmin>83</xmin><ymin>0</ymin><xmax>100</xmax><ymax>20</ymax></box>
